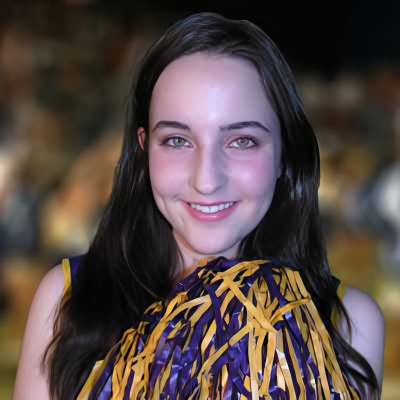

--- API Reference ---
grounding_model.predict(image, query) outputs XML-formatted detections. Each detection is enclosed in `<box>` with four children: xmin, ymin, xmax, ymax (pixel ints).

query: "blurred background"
<box><xmin>0</xmin><ymin>0</ymin><xmax>399</xmax><ymax>398</ymax></box>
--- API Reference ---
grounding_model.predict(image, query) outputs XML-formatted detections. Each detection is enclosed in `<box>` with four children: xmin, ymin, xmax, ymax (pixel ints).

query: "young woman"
<box><xmin>13</xmin><ymin>12</ymin><xmax>384</xmax><ymax>399</ymax></box>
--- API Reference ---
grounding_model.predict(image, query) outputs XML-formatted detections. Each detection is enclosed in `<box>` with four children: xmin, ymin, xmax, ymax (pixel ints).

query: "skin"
<box><xmin>13</xmin><ymin>53</ymin><xmax>385</xmax><ymax>399</ymax></box>
<box><xmin>140</xmin><ymin>54</ymin><xmax>281</xmax><ymax>271</ymax></box>
<box><xmin>341</xmin><ymin>286</ymin><xmax>385</xmax><ymax>394</ymax></box>
<box><xmin>12</xmin><ymin>265</ymin><xmax>64</xmax><ymax>400</ymax></box>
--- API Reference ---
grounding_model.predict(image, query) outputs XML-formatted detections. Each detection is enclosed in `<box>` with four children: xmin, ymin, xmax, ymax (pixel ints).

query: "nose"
<box><xmin>189</xmin><ymin>146</ymin><xmax>227</xmax><ymax>195</ymax></box>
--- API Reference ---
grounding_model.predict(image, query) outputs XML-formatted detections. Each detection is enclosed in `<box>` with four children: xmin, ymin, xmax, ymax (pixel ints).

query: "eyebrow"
<box><xmin>153</xmin><ymin>120</ymin><xmax>270</xmax><ymax>132</ymax></box>
<box><xmin>153</xmin><ymin>121</ymin><xmax>190</xmax><ymax>131</ymax></box>
<box><xmin>220</xmin><ymin>121</ymin><xmax>270</xmax><ymax>133</ymax></box>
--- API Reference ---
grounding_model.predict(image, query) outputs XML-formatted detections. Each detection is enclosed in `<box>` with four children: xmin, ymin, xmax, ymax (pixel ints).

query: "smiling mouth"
<box><xmin>189</xmin><ymin>202</ymin><xmax>234</xmax><ymax>214</ymax></box>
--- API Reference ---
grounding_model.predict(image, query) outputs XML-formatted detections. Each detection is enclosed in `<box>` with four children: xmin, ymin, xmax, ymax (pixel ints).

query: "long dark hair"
<box><xmin>44</xmin><ymin>12</ymin><xmax>378</xmax><ymax>399</ymax></box>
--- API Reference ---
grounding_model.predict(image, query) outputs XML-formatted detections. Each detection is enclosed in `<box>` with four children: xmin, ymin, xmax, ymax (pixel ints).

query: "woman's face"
<box><xmin>141</xmin><ymin>53</ymin><xmax>281</xmax><ymax>267</ymax></box>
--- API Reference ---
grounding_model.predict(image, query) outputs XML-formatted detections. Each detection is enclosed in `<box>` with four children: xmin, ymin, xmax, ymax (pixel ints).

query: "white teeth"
<box><xmin>190</xmin><ymin>202</ymin><xmax>234</xmax><ymax>213</ymax></box>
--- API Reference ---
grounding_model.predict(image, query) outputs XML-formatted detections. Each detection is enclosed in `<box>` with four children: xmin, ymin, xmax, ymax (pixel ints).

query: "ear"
<box><xmin>137</xmin><ymin>127</ymin><xmax>146</xmax><ymax>150</ymax></box>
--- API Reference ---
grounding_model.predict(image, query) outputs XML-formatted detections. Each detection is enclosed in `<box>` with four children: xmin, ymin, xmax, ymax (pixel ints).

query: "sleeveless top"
<box><xmin>61</xmin><ymin>256</ymin><xmax>358</xmax><ymax>399</ymax></box>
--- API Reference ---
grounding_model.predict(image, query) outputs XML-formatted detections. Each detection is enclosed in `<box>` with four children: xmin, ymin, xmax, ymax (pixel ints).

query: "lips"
<box><xmin>189</xmin><ymin>202</ymin><xmax>234</xmax><ymax>214</ymax></box>
<box><xmin>184</xmin><ymin>201</ymin><xmax>238</xmax><ymax>222</ymax></box>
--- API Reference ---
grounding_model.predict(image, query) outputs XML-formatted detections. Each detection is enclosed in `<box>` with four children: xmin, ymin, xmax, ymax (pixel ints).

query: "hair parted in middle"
<box><xmin>118</xmin><ymin>11</ymin><xmax>325</xmax><ymax>275</ymax></box>
<box><xmin>47</xmin><ymin>13</ymin><xmax>381</xmax><ymax>399</ymax></box>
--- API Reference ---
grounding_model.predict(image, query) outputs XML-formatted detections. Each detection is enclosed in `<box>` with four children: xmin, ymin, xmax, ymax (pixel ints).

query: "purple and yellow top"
<box><xmin>61</xmin><ymin>257</ymin><xmax>356</xmax><ymax>399</ymax></box>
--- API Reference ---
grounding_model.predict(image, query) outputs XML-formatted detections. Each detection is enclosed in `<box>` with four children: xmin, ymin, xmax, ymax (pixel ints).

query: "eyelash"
<box><xmin>161</xmin><ymin>135</ymin><xmax>259</xmax><ymax>150</ymax></box>
<box><xmin>229</xmin><ymin>136</ymin><xmax>259</xmax><ymax>149</ymax></box>
<box><xmin>163</xmin><ymin>136</ymin><xmax>190</xmax><ymax>149</ymax></box>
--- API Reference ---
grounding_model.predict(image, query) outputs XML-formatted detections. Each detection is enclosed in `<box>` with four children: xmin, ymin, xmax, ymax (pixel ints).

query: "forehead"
<box><xmin>149</xmin><ymin>53</ymin><xmax>275</xmax><ymax>125</ymax></box>
<box><xmin>153</xmin><ymin>53</ymin><xmax>262</xmax><ymax>93</ymax></box>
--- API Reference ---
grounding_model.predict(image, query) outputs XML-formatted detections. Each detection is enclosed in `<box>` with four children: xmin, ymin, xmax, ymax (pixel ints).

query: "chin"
<box><xmin>190</xmin><ymin>243</ymin><xmax>239</xmax><ymax>259</ymax></box>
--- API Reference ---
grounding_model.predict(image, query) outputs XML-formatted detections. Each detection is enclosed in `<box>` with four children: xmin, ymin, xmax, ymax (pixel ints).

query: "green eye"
<box><xmin>172</xmin><ymin>137</ymin><xmax>187</xmax><ymax>147</ymax></box>
<box><xmin>165</xmin><ymin>136</ymin><xmax>189</xmax><ymax>148</ymax></box>
<box><xmin>231</xmin><ymin>137</ymin><xmax>257</xmax><ymax>148</ymax></box>
<box><xmin>236</xmin><ymin>138</ymin><xmax>251</xmax><ymax>147</ymax></box>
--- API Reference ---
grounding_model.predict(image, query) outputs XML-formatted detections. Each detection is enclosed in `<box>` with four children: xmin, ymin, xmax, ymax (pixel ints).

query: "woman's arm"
<box><xmin>12</xmin><ymin>265</ymin><xmax>65</xmax><ymax>400</ymax></box>
<box><xmin>341</xmin><ymin>285</ymin><xmax>385</xmax><ymax>393</ymax></box>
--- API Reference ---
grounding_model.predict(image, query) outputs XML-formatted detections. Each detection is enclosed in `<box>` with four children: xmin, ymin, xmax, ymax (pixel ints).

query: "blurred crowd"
<box><xmin>0</xmin><ymin>1</ymin><xmax>399</xmax><ymax>399</ymax></box>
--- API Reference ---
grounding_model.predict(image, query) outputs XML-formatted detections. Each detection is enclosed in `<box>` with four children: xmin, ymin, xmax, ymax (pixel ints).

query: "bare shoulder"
<box><xmin>29</xmin><ymin>264</ymin><xmax>66</xmax><ymax>304</ymax></box>
<box><xmin>12</xmin><ymin>264</ymin><xmax>65</xmax><ymax>400</ymax></box>
<box><xmin>342</xmin><ymin>286</ymin><xmax>385</xmax><ymax>329</ymax></box>
<box><xmin>341</xmin><ymin>285</ymin><xmax>385</xmax><ymax>389</ymax></box>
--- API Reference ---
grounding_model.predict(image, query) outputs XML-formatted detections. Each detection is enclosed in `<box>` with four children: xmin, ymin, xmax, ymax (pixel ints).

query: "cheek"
<box><xmin>149</xmin><ymin>156</ymin><xmax>166</xmax><ymax>196</ymax></box>
<box><xmin>149</xmin><ymin>153</ymin><xmax>183</xmax><ymax>198</ymax></box>
<box><xmin>236</xmin><ymin>158</ymin><xmax>279</xmax><ymax>197</ymax></box>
